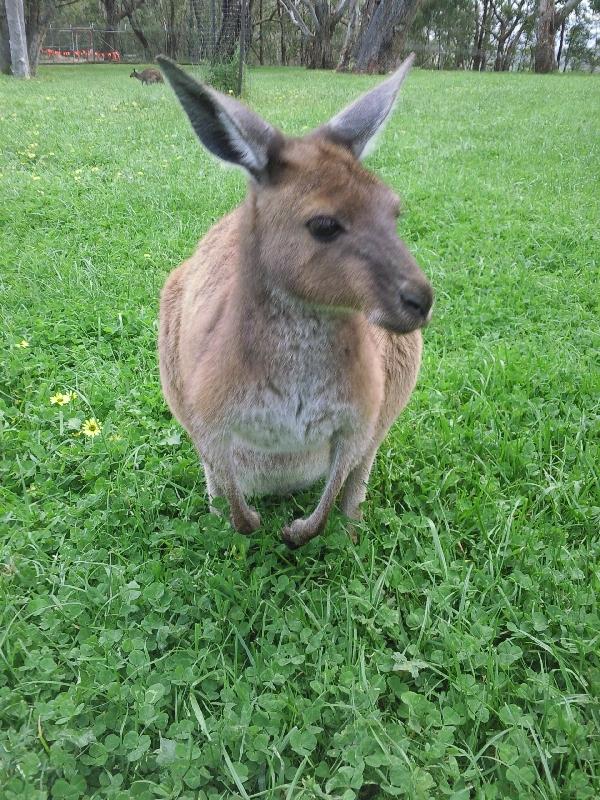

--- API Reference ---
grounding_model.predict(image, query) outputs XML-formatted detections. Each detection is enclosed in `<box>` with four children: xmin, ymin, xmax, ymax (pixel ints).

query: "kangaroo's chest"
<box><xmin>231</xmin><ymin>314</ymin><xmax>363</xmax><ymax>453</ymax></box>
<box><xmin>234</xmin><ymin>368</ymin><xmax>355</xmax><ymax>452</ymax></box>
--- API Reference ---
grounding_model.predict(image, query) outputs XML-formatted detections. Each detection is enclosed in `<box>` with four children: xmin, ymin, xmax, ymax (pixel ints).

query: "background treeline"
<box><xmin>2</xmin><ymin>0</ymin><xmax>600</xmax><ymax>78</ymax></box>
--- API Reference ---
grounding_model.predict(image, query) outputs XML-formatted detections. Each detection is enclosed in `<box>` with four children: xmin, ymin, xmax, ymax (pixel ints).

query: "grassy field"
<box><xmin>1</xmin><ymin>63</ymin><xmax>599</xmax><ymax>799</ymax></box>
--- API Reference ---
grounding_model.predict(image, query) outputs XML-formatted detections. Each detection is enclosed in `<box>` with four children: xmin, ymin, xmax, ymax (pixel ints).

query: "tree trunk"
<box><xmin>1</xmin><ymin>2</ymin><xmax>12</xmax><ymax>74</ymax></box>
<box><xmin>165</xmin><ymin>0</ymin><xmax>178</xmax><ymax>59</ymax></box>
<box><xmin>99</xmin><ymin>0</ymin><xmax>147</xmax><ymax>54</ymax></box>
<box><xmin>27</xmin><ymin>23</ymin><xmax>46</xmax><ymax>76</ymax></box>
<box><xmin>277</xmin><ymin>0</ymin><xmax>286</xmax><ymax>65</ymax></box>
<box><xmin>337</xmin><ymin>0</ymin><xmax>358</xmax><ymax>71</ymax></box>
<box><xmin>127</xmin><ymin>13</ymin><xmax>151</xmax><ymax>59</ymax></box>
<box><xmin>472</xmin><ymin>0</ymin><xmax>490</xmax><ymax>71</ymax></box>
<box><xmin>471</xmin><ymin>2</ymin><xmax>481</xmax><ymax>69</ymax></box>
<box><xmin>209</xmin><ymin>0</ymin><xmax>216</xmax><ymax>57</ymax></box>
<box><xmin>216</xmin><ymin>0</ymin><xmax>240</xmax><ymax>59</ymax></box>
<box><xmin>494</xmin><ymin>24</ymin><xmax>508</xmax><ymax>71</ymax></box>
<box><xmin>534</xmin><ymin>0</ymin><xmax>557</xmax><ymax>72</ymax></box>
<box><xmin>351</xmin><ymin>0</ymin><xmax>422</xmax><ymax>74</ymax></box>
<box><xmin>5</xmin><ymin>0</ymin><xmax>30</xmax><ymax>77</ymax></box>
<box><xmin>533</xmin><ymin>0</ymin><xmax>583</xmax><ymax>72</ymax></box>
<box><xmin>103</xmin><ymin>0</ymin><xmax>119</xmax><ymax>51</ymax></box>
<box><xmin>258</xmin><ymin>0</ymin><xmax>263</xmax><ymax>64</ymax></box>
<box><xmin>306</xmin><ymin>18</ymin><xmax>335</xmax><ymax>69</ymax></box>
<box><xmin>26</xmin><ymin>0</ymin><xmax>69</xmax><ymax>77</ymax></box>
<box><xmin>556</xmin><ymin>17</ymin><xmax>566</xmax><ymax>68</ymax></box>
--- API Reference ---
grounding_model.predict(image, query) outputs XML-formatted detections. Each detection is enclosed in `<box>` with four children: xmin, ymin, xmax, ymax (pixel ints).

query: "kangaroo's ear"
<box><xmin>157</xmin><ymin>56</ymin><xmax>283</xmax><ymax>183</ymax></box>
<box><xmin>318</xmin><ymin>54</ymin><xmax>415</xmax><ymax>160</ymax></box>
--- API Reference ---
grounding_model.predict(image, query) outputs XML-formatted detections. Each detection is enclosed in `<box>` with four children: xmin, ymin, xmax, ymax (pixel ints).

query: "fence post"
<box><xmin>210</xmin><ymin>0</ymin><xmax>216</xmax><ymax>60</ymax></box>
<box><xmin>237</xmin><ymin>0</ymin><xmax>246</xmax><ymax>96</ymax></box>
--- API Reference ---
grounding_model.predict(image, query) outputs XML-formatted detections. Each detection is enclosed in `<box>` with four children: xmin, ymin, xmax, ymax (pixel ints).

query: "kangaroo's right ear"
<box><xmin>157</xmin><ymin>56</ymin><xmax>283</xmax><ymax>183</ymax></box>
<box><xmin>319</xmin><ymin>53</ymin><xmax>415</xmax><ymax>160</ymax></box>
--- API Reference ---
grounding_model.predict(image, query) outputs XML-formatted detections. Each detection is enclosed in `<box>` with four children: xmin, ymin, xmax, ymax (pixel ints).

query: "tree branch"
<box><xmin>117</xmin><ymin>0</ymin><xmax>146</xmax><ymax>24</ymax></box>
<box><xmin>333</xmin><ymin>0</ymin><xmax>351</xmax><ymax>24</ymax></box>
<box><xmin>298</xmin><ymin>0</ymin><xmax>319</xmax><ymax>29</ymax></box>
<box><xmin>505</xmin><ymin>0</ymin><xmax>527</xmax><ymax>39</ymax></box>
<box><xmin>490</xmin><ymin>0</ymin><xmax>503</xmax><ymax>26</ymax></box>
<box><xmin>279</xmin><ymin>0</ymin><xmax>314</xmax><ymax>37</ymax></box>
<box><xmin>253</xmin><ymin>10</ymin><xmax>278</xmax><ymax>27</ymax></box>
<box><xmin>555</xmin><ymin>0</ymin><xmax>583</xmax><ymax>24</ymax></box>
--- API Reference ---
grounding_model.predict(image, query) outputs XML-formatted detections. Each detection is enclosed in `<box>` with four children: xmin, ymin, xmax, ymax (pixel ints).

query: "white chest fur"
<box><xmin>232</xmin><ymin>306</ymin><xmax>359</xmax><ymax>454</ymax></box>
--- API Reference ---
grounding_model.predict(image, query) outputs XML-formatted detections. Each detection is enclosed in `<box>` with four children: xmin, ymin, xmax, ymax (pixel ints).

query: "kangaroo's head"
<box><xmin>130</xmin><ymin>69</ymin><xmax>138</xmax><ymax>78</ymax></box>
<box><xmin>158</xmin><ymin>56</ymin><xmax>433</xmax><ymax>334</ymax></box>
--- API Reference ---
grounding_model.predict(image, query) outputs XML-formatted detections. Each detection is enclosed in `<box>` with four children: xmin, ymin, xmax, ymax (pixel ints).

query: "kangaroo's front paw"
<box><xmin>232</xmin><ymin>507</ymin><xmax>261</xmax><ymax>535</ymax></box>
<box><xmin>281</xmin><ymin>517</ymin><xmax>314</xmax><ymax>549</ymax></box>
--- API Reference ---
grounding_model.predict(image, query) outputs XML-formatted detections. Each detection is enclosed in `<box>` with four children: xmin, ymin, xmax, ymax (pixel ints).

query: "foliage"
<box><xmin>202</xmin><ymin>49</ymin><xmax>244</xmax><ymax>95</ymax></box>
<box><xmin>1</xmin><ymin>65</ymin><xmax>599</xmax><ymax>798</ymax></box>
<box><xmin>563</xmin><ymin>8</ymin><xmax>600</xmax><ymax>71</ymax></box>
<box><xmin>10</xmin><ymin>0</ymin><xmax>600</xmax><ymax>72</ymax></box>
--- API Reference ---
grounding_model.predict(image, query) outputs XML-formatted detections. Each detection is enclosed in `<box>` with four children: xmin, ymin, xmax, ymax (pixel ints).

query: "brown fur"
<box><xmin>158</xmin><ymin>59</ymin><xmax>433</xmax><ymax>548</ymax></box>
<box><xmin>130</xmin><ymin>68</ymin><xmax>163</xmax><ymax>85</ymax></box>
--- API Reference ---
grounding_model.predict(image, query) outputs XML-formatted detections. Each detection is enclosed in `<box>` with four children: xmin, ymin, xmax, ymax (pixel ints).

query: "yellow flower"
<box><xmin>18</xmin><ymin>339</ymin><xmax>30</xmax><ymax>348</ymax></box>
<box><xmin>50</xmin><ymin>391</ymin><xmax>76</xmax><ymax>406</ymax></box>
<box><xmin>50</xmin><ymin>392</ymin><xmax>71</xmax><ymax>405</ymax></box>
<box><xmin>81</xmin><ymin>418</ymin><xmax>102</xmax><ymax>437</ymax></box>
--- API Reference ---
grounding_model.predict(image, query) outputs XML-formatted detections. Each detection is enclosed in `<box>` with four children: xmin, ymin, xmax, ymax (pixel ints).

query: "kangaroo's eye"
<box><xmin>306</xmin><ymin>216</ymin><xmax>344</xmax><ymax>242</ymax></box>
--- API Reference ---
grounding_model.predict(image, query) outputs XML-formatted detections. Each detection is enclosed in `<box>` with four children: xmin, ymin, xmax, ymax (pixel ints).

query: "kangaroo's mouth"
<box><xmin>368</xmin><ymin>304</ymin><xmax>433</xmax><ymax>334</ymax></box>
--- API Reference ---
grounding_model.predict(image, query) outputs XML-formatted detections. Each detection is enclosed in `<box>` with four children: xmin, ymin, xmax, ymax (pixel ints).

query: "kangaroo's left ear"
<box><xmin>318</xmin><ymin>53</ymin><xmax>415</xmax><ymax>160</ymax></box>
<box><xmin>157</xmin><ymin>56</ymin><xmax>283</xmax><ymax>183</ymax></box>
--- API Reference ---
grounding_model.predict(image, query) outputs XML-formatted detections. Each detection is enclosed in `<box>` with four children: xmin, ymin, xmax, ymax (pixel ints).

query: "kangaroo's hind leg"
<box><xmin>199</xmin><ymin>448</ymin><xmax>261</xmax><ymax>535</ymax></box>
<box><xmin>340</xmin><ymin>444</ymin><xmax>379</xmax><ymax>522</ymax></box>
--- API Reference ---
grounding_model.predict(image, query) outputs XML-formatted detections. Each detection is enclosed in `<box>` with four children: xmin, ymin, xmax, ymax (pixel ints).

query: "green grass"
<box><xmin>1</xmin><ymin>63</ymin><xmax>599</xmax><ymax>800</ymax></box>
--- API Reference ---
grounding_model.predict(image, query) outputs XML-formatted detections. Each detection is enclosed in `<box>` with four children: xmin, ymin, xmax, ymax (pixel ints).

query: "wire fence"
<box><xmin>37</xmin><ymin>30</ymin><xmax>541</xmax><ymax>72</ymax></box>
<box><xmin>40</xmin><ymin>10</ymin><xmax>598</xmax><ymax>75</ymax></box>
<box><xmin>42</xmin><ymin>0</ymin><xmax>250</xmax><ymax>67</ymax></box>
<box><xmin>41</xmin><ymin>26</ymin><xmax>186</xmax><ymax>64</ymax></box>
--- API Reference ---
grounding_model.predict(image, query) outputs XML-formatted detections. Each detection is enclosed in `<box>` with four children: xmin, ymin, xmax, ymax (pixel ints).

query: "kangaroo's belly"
<box><xmin>232</xmin><ymin>443</ymin><xmax>330</xmax><ymax>497</ymax></box>
<box><xmin>232</xmin><ymin>393</ymin><xmax>353</xmax><ymax>451</ymax></box>
<box><xmin>229</xmin><ymin>384</ymin><xmax>359</xmax><ymax>496</ymax></box>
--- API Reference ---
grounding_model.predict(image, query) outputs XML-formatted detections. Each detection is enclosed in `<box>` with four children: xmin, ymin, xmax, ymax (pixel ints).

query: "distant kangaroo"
<box><xmin>130</xmin><ymin>68</ymin><xmax>163</xmax><ymax>85</ymax></box>
<box><xmin>157</xmin><ymin>54</ymin><xmax>433</xmax><ymax>549</ymax></box>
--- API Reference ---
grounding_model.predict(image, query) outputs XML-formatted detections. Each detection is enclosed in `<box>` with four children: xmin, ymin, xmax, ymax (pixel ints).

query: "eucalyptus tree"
<box><xmin>4</xmin><ymin>0</ymin><xmax>30</xmax><ymax>76</ymax></box>
<box><xmin>278</xmin><ymin>0</ymin><xmax>352</xmax><ymax>68</ymax></box>
<box><xmin>338</xmin><ymin>0</ymin><xmax>423</xmax><ymax>73</ymax></box>
<box><xmin>1</xmin><ymin>3</ymin><xmax>12</xmax><ymax>73</ymax></box>
<box><xmin>534</xmin><ymin>0</ymin><xmax>584</xmax><ymax>71</ymax></box>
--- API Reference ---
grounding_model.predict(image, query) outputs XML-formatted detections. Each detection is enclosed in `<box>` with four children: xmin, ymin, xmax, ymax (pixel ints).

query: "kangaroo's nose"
<box><xmin>400</xmin><ymin>282</ymin><xmax>434</xmax><ymax>319</ymax></box>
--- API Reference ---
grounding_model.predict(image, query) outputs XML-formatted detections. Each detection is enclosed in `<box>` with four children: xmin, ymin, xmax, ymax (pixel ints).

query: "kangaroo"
<box><xmin>130</xmin><ymin>68</ymin><xmax>163</xmax><ymax>85</ymax></box>
<box><xmin>157</xmin><ymin>54</ymin><xmax>433</xmax><ymax>549</ymax></box>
